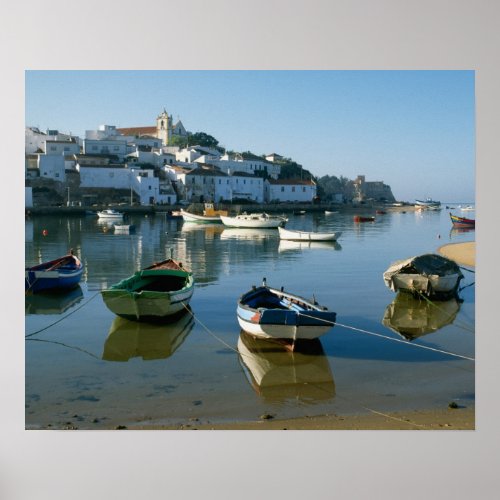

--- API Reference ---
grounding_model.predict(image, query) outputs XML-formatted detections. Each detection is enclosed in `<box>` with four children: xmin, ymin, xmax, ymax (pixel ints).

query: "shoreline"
<box><xmin>437</xmin><ymin>241</ymin><xmax>475</xmax><ymax>267</ymax></box>
<box><xmin>125</xmin><ymin>406</ymin><xmax>474</xmax><ymax>431</ymax></box>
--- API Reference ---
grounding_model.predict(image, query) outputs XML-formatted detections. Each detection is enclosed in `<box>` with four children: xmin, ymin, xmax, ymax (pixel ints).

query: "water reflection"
<box><xmin>449</xmin><ymin>227</ymin><xmax>475</xmax><ymax>239</ymax></box>
<box><xmin>382</xmin><ymin>293</ymin><xmax>461</xmax><ymax>341</ymax></box>
<box><xmin>220</xmin><ymin>228</ymin><xmax>277</xmax><ymax>240</ymax></box>
<box><xmin>237</xmin><ymin>332</ymin><xmax>335</xmax><ymax>403</ymax></box>
<box><xmin>102</xmin><ymin>311</ymin><xmax>194</xmax><ymax>361</ymax></box>
<box><xmin>25</xmin><ymin>286</ymin><xmax>84</xmax><ymax>315</ymax></box>
<box><xmin>278</xmin><ymin>240</ymin><xmax>342</xmax><ymax>253</ymax></box>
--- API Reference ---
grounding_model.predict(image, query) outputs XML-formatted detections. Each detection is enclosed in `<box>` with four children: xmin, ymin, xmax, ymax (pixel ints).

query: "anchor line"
<box><xmin>25</xmin><ymin>291</ymin><xmax>101</xmax><ymax>338</ymax></box>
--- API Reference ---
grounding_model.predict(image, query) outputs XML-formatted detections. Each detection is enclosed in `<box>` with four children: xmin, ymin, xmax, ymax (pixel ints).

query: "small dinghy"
<box><xmin>101</xmin><ymin>258</ymin><xmax>194</xmax><ymax>322</ymax></box>
<box><xmin>383</xmin><ymin>253</ymin><xmax>464</xmax><ymax>299</ymax></box>
<box><xmin>25</xmin><ymin>250</ymin><xmax>83</xmax><ymax>294</ymax></box>
<box><xmin>237</xmin><ymin>278</ymin><xmax>336</xmax><ymax>343</ymax></box>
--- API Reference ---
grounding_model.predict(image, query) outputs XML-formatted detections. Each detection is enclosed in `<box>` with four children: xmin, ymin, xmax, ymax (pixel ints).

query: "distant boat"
<box><xmin>101</xmin><ymin>258</ymin><xmax>194</xmax><ymax>322</ymax></box>
<box><xmin>375</xmin><ymin>210</ymin><xmax>387</xmax><ymax>215</ymax></box>
<box><xmin>383</xmin><ymin>254</ymin><xmax>464</xmax><ymax>300</ymax></box>
<box><xmin>97</xmin><ymin>209</ymin><xmax>124</xmax><ymax>219</ymax></box>
<box><xmin>415</xmin><ymin>198</ymin><xmax>441</xmax><ymax>208</ymax></box>
<box><xmin>237</xmin><ymin>278</ymin><xmax>336</xmax><ymax>343</ymax></box>
<box><xmin>180</xmin><ymin>209</ymin><xmax>222</xmax><ymax>223</ymax></box>
<box><xmin>25</xmin><ymin>251</ymin><xmax>84</xmax><ymax>294</ymax></box>
<box><xmin>450</xmin><ymin>213</ymin><xmax>475</xmax><ymax>228</ymax></box>
<box><xmin>460</xmin><ymin>205</ymin><xmax>475</xmax><ymax>211</ymax></box>
<box><xmin>324</xmin><ymin>210</ymin><xmax>338</xmax><ymax>215</ymax></box>
<box><xmin>293</xmin><ymin>210</ymin><xmax>306</xmax><ymax>215</ymax></box>
<box><xmin>180</xmin><ymin>203</ymin><xmax>227</xmax><ymax>223</ymax></box>
<box><xmin>220</xmin><ymin>212</ymin><xmax>288</xmax><ymax>228</ymax></box>
<box><xmin>353</xmin><ymin>215</ymin><xmax>375</xmax><ymax>222</ymax></box>
<box><xmin>278</xmin><ymin>226</ymin><xmax>341</xmax><ymax>242</ymax></box>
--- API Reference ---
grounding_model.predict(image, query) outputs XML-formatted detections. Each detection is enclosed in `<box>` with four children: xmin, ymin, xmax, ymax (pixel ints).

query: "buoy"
<box><xmin>42</xmin><ymin>229</ymin><xmax>48</xmax><ymax>236</ymax></box>
<box><xmin>438</xmin><ymin>234</ymin><xmax>441</xmax><ymax>239</ymax></box>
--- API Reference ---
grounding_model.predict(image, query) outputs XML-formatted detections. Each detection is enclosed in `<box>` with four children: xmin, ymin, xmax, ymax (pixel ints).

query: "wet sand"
<box><xmin>438</xmin><ymin>241</ymin><xmax>475</xmax><ymax>267</ymax></box>
<box><xmin>131</xmin><ymin>407</ymin><xmax>474</xmax><ymax>430</ymax></box>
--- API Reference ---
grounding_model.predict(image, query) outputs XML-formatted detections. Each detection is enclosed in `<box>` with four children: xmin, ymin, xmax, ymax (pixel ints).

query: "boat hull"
<box><xmin>278</xmin><ymin>227</ymin><xmax>341</xmax><ymax>241</ymax></box>
<box><xmin>237</xmin><ymin>285</ymin><xmax>336</xmax><ymax>341</ymax></box>
<box><xmin>383</xmin><ymin>254</ymin><xmax>464</xmax><ymax>299</ymax></box>
<box><xmin>25</xmin><ymin>255</ymin><xmax>84</xmax><ymax>293</ymax></box>
<box><xmin>180</xmin><ymin>210</ymin><xmax>222</xmax><ymax>223</ymax></box>
<box><xmin>220</xmin><ymin>214</ymin><xmax>286</xmax><ymax>228</ymax></box>
<box><xmin>101</xmin><ymin>260</ymin><xmax>194</xmax><ymax>322</ymax></box>
<box><xmin>450</xmin><ymin>213</ymin><xmax>475</xmax><ymax>228</ymax></box>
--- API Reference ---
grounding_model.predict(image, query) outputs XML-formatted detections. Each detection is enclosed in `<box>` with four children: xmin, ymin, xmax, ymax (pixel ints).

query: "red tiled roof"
<box><xmin>267</xmin><ymin>178</ymin><xmax>315</xmax><ymax>185</ymax></box>
<box><xmin>117</xmin><ymin>127</ymin><xmax>157</xmax><ymax>136</ymax></box>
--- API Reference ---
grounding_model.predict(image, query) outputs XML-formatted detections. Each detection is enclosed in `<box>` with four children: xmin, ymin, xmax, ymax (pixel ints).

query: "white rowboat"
<box><xmin>278</xmin><ymin>226</ymin><xmax>341</xmax><ymax>242</ymax></box>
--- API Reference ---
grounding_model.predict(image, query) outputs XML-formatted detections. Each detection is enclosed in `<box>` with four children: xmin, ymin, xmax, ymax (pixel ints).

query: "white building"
<box><xmin>265</xmin><ymin>178</ymin><xmax>317</xmax><ymax>203</ymax></box>
<box><xmin>83</xmin><ymin>139</ymin><xmax>128</xmax><ymax>160</ymax></box>
<box><xmin>175</xmin><ymin>165</ymin><xmax>264</xmax><ymax>203</ymax></box>
<box><xmin>76</xmin><ymin>163</ymin><xmax>175</xmax><ymax>206</ymax></box>
<box><xmin>210</xmin><ymin>152</ymin><xmax>280</xmax><ymax>179</ymax></box>
<box><xmin>38</xmin><ymin>154</ymin><xmax>66</xmax><ymax>181</ymax></box>
<box><xmin>43</xmin><ymin>139</ymin><xmax>80</xmax><ymax>156</ymax></box>
<box><xmin>25</xmin><ymin>127</ymin><xmax>80</xmax><ymax>154</ymax></box>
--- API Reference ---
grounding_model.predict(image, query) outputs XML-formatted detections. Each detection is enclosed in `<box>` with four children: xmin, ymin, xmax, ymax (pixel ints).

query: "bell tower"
<box><xmin>156</xmin><ymin>108</ymin><xmax>172</xmax><ymax>146</ymax></box>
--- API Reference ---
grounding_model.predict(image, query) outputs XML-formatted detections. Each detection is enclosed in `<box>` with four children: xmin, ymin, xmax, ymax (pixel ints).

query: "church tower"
<box><xmin>156</xmin><ymin>108</ymin><xmax>172</xmax><ymax>146</ymax></box>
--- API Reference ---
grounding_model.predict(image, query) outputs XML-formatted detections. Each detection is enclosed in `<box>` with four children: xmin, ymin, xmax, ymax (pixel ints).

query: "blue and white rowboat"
<box><xmin>237</xmin><ymin>279</ymin><xmax>336</xmax><ymax>341</ymax></box>
<box><xmin>25</xmin><ymin>252</ymin><xmax>84</xmax><ymax>294</ymax></box>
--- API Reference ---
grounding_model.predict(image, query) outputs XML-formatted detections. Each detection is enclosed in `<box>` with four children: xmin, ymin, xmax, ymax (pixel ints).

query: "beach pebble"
<box><xmin>259</xmin><ymin>413</ymin><xmax>275</xmax><ymax>420</ymax></box>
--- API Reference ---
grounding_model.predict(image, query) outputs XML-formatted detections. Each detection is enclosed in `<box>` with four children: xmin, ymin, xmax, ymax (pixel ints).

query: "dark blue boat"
<box><xmin>25</xmin><ymin>251</ymin><xmax>84</xmax><ymax>294</ymax></box>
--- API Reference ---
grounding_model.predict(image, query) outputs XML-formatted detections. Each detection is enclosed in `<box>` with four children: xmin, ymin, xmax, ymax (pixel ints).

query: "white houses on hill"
<box><xmin>265</xmin><ymin>178</ymin><xmax>317</xmax><ymax>203</ymax></box>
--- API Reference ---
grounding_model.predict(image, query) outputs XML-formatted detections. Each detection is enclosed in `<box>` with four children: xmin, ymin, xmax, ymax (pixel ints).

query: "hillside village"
<box><xmin>25</xmin><ymin>108</ymin><xmax>395</xmax><ymax>208</ymax></box>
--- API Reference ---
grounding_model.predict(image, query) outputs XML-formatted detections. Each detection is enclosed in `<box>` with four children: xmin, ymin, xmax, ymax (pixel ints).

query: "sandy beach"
<box><xmin>438</xmin><ymin>241</ymin><xmax>475</xmax><ymax>267</ymax></box>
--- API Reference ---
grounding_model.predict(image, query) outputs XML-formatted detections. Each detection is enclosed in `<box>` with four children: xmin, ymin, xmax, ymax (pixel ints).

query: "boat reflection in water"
<box><xmin>102</xmin><ymin>310</ymin><xmax>194</xmax><ymax>362</ymax></box>
<box><xmin>237</xmin><ymin>331</ymin><xmax>335</xmax><ymax>403</ymax></box>
<box><xmin>278</xmin><ymin>239</ymin><xmax>342</xmax><ymax>253</ymax></box>
<box><xmin>25</xmin><ymin>286</ymin><xmax>84</xmax><ymax>315</ymax></box>
<box><xmin>382</xmin><ymin>293</ymin><xmax>461</xmax><ymax>341</ymax></box>
<box><xmin>449</xmin><ymin>227</ymin><xmax>475</xmax><ymax>239</ymax></box>
<box><xmin>220</xmin><ymin>228</ymin><xmax>277</xmax><ymax>241</ymax></box>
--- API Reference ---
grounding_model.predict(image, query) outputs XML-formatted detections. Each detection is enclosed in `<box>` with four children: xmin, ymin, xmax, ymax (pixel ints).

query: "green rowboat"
<box><xmin>101</xmin><ymin>259</ymin><xmax>194</xmax><ymax>322</ymax></box>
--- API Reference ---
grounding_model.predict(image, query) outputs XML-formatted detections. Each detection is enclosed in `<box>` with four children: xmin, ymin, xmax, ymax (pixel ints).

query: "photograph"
<box><xmin>25</xmin><ymin>70</ymin><xmax>475</xmax><ymax>431</ymax></box>
<box><xmin>4</xmin><ymin>0</ymin><xmax>500</xmax><ymax>498</ymax></box>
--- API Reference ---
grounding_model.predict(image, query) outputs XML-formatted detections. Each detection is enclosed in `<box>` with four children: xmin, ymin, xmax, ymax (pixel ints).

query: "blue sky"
<box><xmin>25</xmin><ymin>70</ymin><xmax>475</xmax><ymax>202</ymax></box>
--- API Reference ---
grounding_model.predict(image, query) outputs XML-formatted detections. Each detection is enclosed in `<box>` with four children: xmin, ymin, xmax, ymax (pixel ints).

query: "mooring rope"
<box><xmin>25</xmin><ymin>291</ymin><xmax>101</xmax><ymax>338</ymax></box>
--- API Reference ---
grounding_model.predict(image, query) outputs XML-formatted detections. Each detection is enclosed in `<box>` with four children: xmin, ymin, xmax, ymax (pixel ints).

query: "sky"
<box><xmin>25</xmin><ymin>70</ymin><xmax>475</xmax><ymax>203</ymax></box>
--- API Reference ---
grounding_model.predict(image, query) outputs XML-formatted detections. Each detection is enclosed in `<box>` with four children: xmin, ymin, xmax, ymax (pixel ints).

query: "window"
<box><xmin>292</xmin><ymin>187</ymin><xmax>295</xmax><ymax>192</ymax></box>
<box><xmin>303</xmin><ymin>187</ymin><xmax>306</xmax><ymax>192</ymax></box>
<box><xmin>114</xmin><ymin>146</ymin><xmax>119</xmax><ymax>151</ymax></box>
<box><xmin>50</xmin><ymin>146</ymin><xmax>56</xmax><ymax>151</ymax></box>
<box><xmin>64</xmin><ymin>147</ymin><xmax>69</xmax><ymax>152</ymax></box>
<box><xmin>281</xmin><ymin>187</ymin><xmax>284</xmax><ymax>192</ymax></box>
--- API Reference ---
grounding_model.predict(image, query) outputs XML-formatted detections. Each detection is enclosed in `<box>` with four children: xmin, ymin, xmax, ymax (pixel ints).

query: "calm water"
<box><xmin>25</xmin><ymin>208</ymin><xmax>475</xmax><ymax>429</ymax></box>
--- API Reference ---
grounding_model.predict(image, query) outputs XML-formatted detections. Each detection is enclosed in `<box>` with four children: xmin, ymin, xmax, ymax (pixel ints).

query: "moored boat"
<box><xmin>449</xmin><ymin>213</ymin><xmax>475</xmax><ymax>228</ymax></box>
<box><xmin>354</xmin><ymin>215</ymin><xmax>375</xmax><ymax>222</ymax></box>
<box><xmin>383</xmin><ymin>253</ymin><xmax>464</xmax><ymax>299</ymax></box>
<box><xmin>237</xmin><ymin>278</ymin><xmax>336</xmax><ymax>343</ymax></box>
<box><xmin>180</xmin><ymin>203</ymin><xmax>227</xmax><ymax>223</ymax></box>
<box><xmin>97</xmin><ymin>209</ymin><xmax>124</xmax><ymax>219</ymax></box>
<box><xmin>415</xmin><ymin>198</ymin><xmax>441</xmax><ymax>208</ymax></box>
<box><xmin>101</xmin><ymin>258</ymin><xmax>194</xmax><ymax>322</ymax></box>
<box><xmin>25</xmin><ymin>251</ymin><xmax>84</xmax><ymax>294</ymax></box>
<box><xmin>220</xmin><ymin>212</ymin><xmax>288</xmax><ymax>228</ymax></box>
<box><xmin>278</xmin><ymin>226</ymin><xmax>341</xmax><ymax>242</ymax></box>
